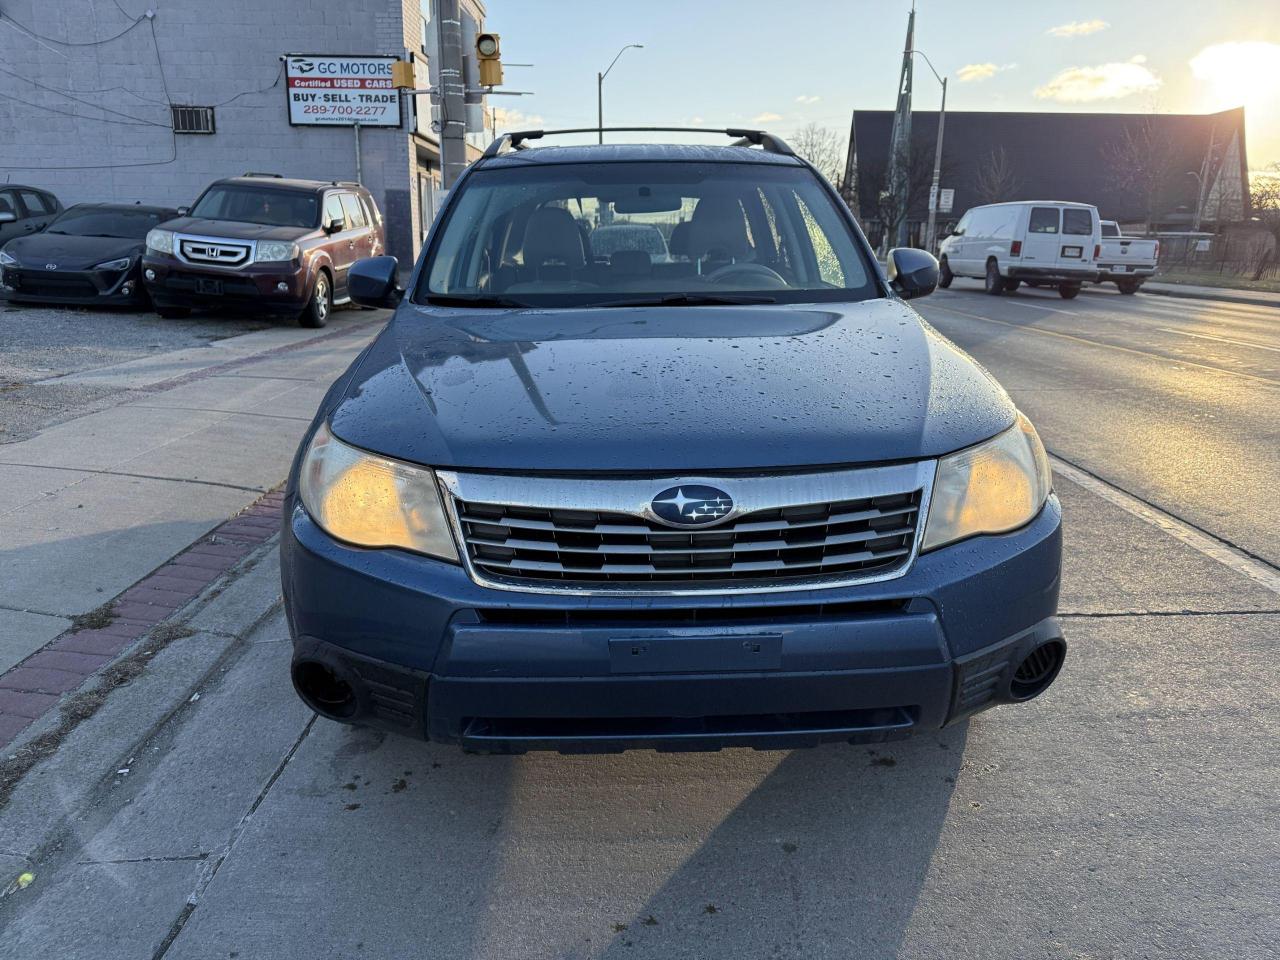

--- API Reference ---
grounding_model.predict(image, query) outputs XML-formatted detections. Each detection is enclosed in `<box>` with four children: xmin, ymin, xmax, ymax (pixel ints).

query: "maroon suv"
<box><xmin>141</xmin><ymin>174</ymin><xmax>384</xmax><ymax>327</ymax></box>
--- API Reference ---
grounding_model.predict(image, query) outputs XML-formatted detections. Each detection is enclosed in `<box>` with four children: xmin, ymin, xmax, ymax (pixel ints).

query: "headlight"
<box><xmin>922</xmin><ymin>413</ymin><xmax>1051</xmax><ymax>551</ymax></box>
<box><xmin>298</xmin><ymin>423</ymin><xmax>459</xmax><ymax>562</ymax></box>
<box><xmin>255</xmin><ymin>241</ymin><xmax>299</xmax><ymax>263</ymax></box>
<box><xmin>146</xmin><ymin>229</ymin><xmax>174</xmax><ymax>255</ymax></box>
<box><xmin>0</xmin><ymin>249</ymin><xmax>16</xmax><ymax>267</ymax></box>
<box><xmin>95</xmin><ymin>257</ymin><xmax>132</xmax><ymax>271</ymax></box>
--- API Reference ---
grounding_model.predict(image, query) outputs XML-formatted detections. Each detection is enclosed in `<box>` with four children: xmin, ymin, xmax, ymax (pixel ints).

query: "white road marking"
<box><xmin>1050</xmin><ymin>456</ymin><xmax>1280</xmax><ymax>596</ymax></box>
<box><xmin>1157</xmin><ymin>327</ymin><xmax>1280</xmax><ymax>355</ymax></box>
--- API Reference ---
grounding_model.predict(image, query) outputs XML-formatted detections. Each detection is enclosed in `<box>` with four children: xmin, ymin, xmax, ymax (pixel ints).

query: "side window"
<box><xmin>359</xmin><ymin>194</ymin><xmax>379</xmax><ymax>226</ymax></box>
<box><xmin>1029</xmin><ymin>207</ymin><xmax>1060</xmax><ymax>234</ymax></box>
<box><xmin>340</xmin><ymin>193</ymin><xmax>367</xmax><ymax>229</ymax></box>
<box><xmin>0</xmin><ymin>190</ymin><xmax>17</xmax><ymax>218</ymax></box>
<box><xmin>18</xmin><ymin>190</ymin><xmax>52</xmax><ymax>216</ymax></box>
<box><xmin>794</xmin><ymin>193</ymin><xmax>845</xmax><ymax>286</ymax></box>
<box><xmin>323</xmin><ymin>194</ymin><xmax>346</xmax><ymax>229</ymax></box>
<box><xmin>953</xmin><ymin>212</ymin><xmax>970</xmax><ymax>236</ymax></box>
<box><xmin>1062</xmin><ymin>208</ymin><xmax>1093</xmax><ymax>236</ymax></box>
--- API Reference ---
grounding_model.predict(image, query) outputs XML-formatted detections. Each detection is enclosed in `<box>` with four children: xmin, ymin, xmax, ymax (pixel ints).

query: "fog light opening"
<box><xmin>292</xmin><ymin>659</ymin><xmax>358</xmax><ymax>719</ymax></box>
<box><xmin>276</xmin><ymin>281</ymin><xmax>290</xmax><ymax>293</ymax></box>
<box><xmin>1008</xmin><ymin>640</ymin><xmax>1066</xmax><ymax>701</ymax></box>
<box><xmin>144</xmin><ymin>268</ymin><xmax>156</xmax><ymax>281</ymax></box>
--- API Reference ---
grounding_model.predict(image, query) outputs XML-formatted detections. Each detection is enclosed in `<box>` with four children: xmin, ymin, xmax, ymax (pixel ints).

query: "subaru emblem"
<box><xmin>650</xmin><ymin>485</ymin><xmax>734</xmax><ymax>527</ymax></box>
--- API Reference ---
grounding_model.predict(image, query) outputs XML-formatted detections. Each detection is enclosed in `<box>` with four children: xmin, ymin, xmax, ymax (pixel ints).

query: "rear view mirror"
<box><xmin>323</xmin><ymin>215</ymin><xmax>344</xmax><ymax>234</ymax></box>
<box><xmin>612</xmin><ymin>190</ymin><xmax>683</xmax><ymax>214</ymax></box>
<box><xmin>0</xmin><ymin>211</ymin><xmax>15</xmax><ymax>224</ymax></box>
<box><xmin>348</xmin><ymin>256</ymin><xmax>403</xmax><ymax>309</ymax></box>
<box><xmin>177</xmin><ymin>206</ymin><xmax>190</xmax><ymax>216</ymax></box>
<box><xmin>886</xmin><ymin>247</ymin><xmax>939</xmax><ymax>300</ymax></box>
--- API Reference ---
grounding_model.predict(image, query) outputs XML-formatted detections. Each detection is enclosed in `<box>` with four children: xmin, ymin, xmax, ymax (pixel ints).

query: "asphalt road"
<box><xmin>1</xmin><ymin>289</ymin><xmax>1278</xmax><ymax>959</ymax></box>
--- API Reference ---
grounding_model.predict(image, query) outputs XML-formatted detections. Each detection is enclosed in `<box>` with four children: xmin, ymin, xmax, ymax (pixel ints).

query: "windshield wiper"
<box><xmin>589</xmin><ymin>293</ymin><xmax>778</xmax><ymax>308</ymax></box>
<box><xmin>425</xmin><ymin>293</ymin><xmax>534</xmax><ymax>308</ymax></box>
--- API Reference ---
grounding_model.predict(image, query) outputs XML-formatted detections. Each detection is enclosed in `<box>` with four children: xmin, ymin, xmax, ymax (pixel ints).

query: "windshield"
<box><xmin>48</xmin><ymin>207</ymin><xmax>171</xmax><ymax>239</ymax></box>
<box><xmin>418</xmin><ymin>161</ymin><xmax>879</xmax><ymax>307</ymax></box>
<box><xmin>189</xmin><ymin>186</ymin><xmax>318</xmax><ymax>228</ymax></box>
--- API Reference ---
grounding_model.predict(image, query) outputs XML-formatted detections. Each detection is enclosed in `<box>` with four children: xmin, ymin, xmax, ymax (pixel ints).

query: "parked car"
<box><xmin>0</xmin><ymin>185</ymin><xmax>62</xmax><ymax>246</ymax></box>
<box><xmin>938</xmin><ymin>201</ymin><xmax>1101</xmax><ymax>299</ymax></box>
<box><xmin>141</xmin><ymin>174</ymin><xmax>384</xmax><ymax>326</ymax></box>
<box><xmin>0</xmin><ymin>203</ymin><xmax>178</xmax><ymax>307</ymax></box>
<box><xmin>1096</xmin><ymin>220</ymin><xmax>1158</xmax><ymax>294</ymax></box>
<box><xmin>279</xmin><ymin>128</ymin><xmax>1065</xmax><ymax>753</ymax></box>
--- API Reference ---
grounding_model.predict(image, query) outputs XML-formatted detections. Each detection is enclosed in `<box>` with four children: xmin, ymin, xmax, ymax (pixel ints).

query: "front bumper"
<box><xmin>141</xmin><ymin>255</ymin><xmax>310</xmax><ymax>314</ymax></box>
<box><xmin>281</xmin><ymin>492</ymin><xmax>1064</xmax><ymax>752</ymax></box>
<box><xmin>1</xmin><ymin>263</ymin><xmax>147</xmax><ymax>306</ymax></box>
<box><xmin>1008</xmin><ymin>266</ymin><xmax>1099</xmax><ymax>283</ymax></box>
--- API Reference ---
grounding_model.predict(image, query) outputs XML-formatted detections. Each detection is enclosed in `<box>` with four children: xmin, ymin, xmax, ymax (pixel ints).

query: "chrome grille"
<box><xmin>178</xmin><ymin>236</ymin><xmax>251</xmax><ymax>266</ymax></box>
<box><xmin>440</xmin><ymin>464</ymin><xmax>934</xmax><ymax>595</ymax></box>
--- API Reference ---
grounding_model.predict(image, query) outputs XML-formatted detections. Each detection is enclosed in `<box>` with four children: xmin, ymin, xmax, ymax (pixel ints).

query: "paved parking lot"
<box><xmin>0</xmin><ymin>301</ymin><xmax>366</xmax><ymax>442</ymax></box>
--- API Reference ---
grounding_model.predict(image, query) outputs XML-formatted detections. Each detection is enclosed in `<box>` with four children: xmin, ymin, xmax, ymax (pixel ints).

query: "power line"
<box><xmin>0</xmin><ymin>10</ymin><xmax>146</xmax><ymax>47</ymax></box>
<box><xmin>0</xmin><ymin>63</ymin><xmax>168</xmax><ymax>126</ymax></box>
<box><xmin>1</xmin><ymin>91</ymin><xmax>160</xmax><ymax>127</ymax></box>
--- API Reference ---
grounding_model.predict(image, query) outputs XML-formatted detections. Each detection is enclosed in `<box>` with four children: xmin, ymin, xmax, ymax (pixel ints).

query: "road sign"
<box><xmin>939</xmin><ymin>188</ymin><xmax>955</xmax><ymax>213</ymax></box>
<box><xmin>285</xmin><ymin>54</ymin><xmax>402</xmax><ymax>127</ymax></box>
<box><xmin>928</xmin><ymin>185</ymin><xmax>938</xmax><ymax>210</ymax></box>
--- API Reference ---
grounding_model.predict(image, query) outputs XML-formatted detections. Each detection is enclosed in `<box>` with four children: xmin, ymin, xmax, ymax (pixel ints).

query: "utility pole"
<box><xmin>884</xmin><ymin>5</ymin><xmax>915</xmax><ymax>251</ymax></box>
<box><xmin>435</xmin><ymin>0</ymin><xmax>468</xmax><ymax>189</ymax></box>
<box><xmin>924</xmin><ymin>78</ymin><xmax>946</xmax><ymax>252</ymax></box>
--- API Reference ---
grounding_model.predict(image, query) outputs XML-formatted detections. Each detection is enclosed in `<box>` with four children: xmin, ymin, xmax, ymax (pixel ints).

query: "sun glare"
<box><xmin>1191</xmin><ymin>41</ymin><xmax>1280</xmax><ymax>108</ymax></box>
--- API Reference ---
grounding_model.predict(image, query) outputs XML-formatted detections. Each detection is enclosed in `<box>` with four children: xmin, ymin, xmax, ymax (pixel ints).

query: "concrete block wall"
<box><xmin>0</xmin><ymin>0</ymin><xmax>425</xmax><ymax>262</ymax></box>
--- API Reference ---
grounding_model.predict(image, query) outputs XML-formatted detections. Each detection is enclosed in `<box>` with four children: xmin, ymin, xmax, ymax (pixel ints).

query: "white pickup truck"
<box><xmin>1096</xmin><ymin>221</ymin><xmax>1159</xmax><ymax>294</ymax></box>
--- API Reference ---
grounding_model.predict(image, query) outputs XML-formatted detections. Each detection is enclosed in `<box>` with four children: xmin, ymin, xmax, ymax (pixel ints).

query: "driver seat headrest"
<box><xmin>523</xmin><ymin>207</ymin><xmax>587</xmax><ymax>270</ymax></box>
<box><xmin>686</xmin><ymin>196</ymin><xmax>750</xmax><ymax>262</ymax></box>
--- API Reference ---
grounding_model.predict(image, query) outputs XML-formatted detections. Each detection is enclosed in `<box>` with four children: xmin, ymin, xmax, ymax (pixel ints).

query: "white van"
<box><xmin>938</xmin><ymin>201</ymin><xmax>1101</xmax><ymax>299</ymax></box>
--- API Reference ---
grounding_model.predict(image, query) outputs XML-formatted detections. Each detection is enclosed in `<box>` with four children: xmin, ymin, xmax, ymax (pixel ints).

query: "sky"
<box><xmin>482</xmin><ymin>0</ymin><xmax>1280</xmax><ymax>169</ymax></box>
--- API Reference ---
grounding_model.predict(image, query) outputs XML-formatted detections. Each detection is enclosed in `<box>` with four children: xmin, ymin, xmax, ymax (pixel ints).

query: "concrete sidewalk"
<box><xmin>0</xmin><ymin>476</ymin><xmax>1276</xmax><ymax>960</ymax></box>
<box><xmin>0</xmin><ymin>314</ymin><xmax>383</xmax><ymax>716</ymax></box>
<box><xmin>1140</xmin><ymin>279</ymin><xmax>1280</xmax><ymax>308</ymax></box>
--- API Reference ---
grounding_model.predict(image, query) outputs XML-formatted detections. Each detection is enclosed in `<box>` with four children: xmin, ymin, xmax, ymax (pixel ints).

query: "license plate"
<box><xmin>195</xmin><ymin>278</ymin><xmax>223</xmax><ymax>295</ymax></box>
<box><xmin>1062</xmin><ymin>245</ymin><xmax>1083</xmax><ymax>258</ymax></box>
<box><xmin>1113</xmin><ymin>265</ymin><xmax>1128</xmax><ymax>272</ymax></box>
<box><xmin>608</xmin><ymin>634</ymin><xmax>783</xmax><ymax>674</ymax></box>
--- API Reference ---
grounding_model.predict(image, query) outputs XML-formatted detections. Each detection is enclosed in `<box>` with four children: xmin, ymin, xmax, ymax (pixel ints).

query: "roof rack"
<box><xmin>481</xmin><ymin>126</ymin><xmax>795</xmax><ymax>159</ymax></box>
<box><xmin>242</xmin><ymin>171</ymin><xmax>283</xmax><ymax>178</ymax></box>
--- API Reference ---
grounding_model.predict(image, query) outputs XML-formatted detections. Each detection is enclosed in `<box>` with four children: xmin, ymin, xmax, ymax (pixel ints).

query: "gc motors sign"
<box><xmin>285</xmin><ymin>55</ymin><xmax>402</xmax><ymax>127</ymax></box>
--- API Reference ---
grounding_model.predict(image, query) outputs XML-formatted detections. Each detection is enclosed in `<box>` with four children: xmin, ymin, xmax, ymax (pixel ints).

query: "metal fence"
<box><xmin>1155</xmin><ymin>233</ymin><xmax>1278</xmax><ymax>282</ymax></box>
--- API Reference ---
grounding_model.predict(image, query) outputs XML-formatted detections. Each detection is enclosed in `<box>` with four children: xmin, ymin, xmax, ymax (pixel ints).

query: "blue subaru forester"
<box><xmin>280</xmin><ymin>128</ymin><xmax>1064</xmax><ymax>753</ymax></box>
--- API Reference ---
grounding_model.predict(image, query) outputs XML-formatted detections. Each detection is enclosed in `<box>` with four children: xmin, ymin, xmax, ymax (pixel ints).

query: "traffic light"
<box><xmin>476</xmin><ymin>32</ymin><xmax>502</xmax><ymax>86</ymax></box>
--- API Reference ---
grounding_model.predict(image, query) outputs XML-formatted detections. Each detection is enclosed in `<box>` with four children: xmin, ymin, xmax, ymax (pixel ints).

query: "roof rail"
<box><xmin>481</xmin><ymin>126</ymin><xmax>796</xmax><ymax>159</ymax></box>
<box><xmin>242</xmin><ymin>171</ymin><xmax>283</xmax><ymax>178</ymax></box>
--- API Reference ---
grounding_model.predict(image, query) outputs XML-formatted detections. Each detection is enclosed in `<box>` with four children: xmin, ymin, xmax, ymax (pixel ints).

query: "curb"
<box><xmin>1141</xmin><ymin>285</ymin><xmax>1280</xmax><ymax>309</ymax></box>
<box><xmin>0</xmin><ymin>491</ymin><xmax>285</xmax><ymax>750</ymax></box>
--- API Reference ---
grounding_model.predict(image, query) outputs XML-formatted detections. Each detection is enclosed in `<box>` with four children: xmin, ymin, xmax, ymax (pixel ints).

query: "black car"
<box><xmin>0</xmin><ymin>203</ymin><xmax>179</xmax><ymax>307</ymax></box>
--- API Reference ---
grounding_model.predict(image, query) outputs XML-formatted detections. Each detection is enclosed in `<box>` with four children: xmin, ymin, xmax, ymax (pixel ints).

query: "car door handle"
<box><xmin>347</xmin><ymin>240</ymin><xmax>355</xmax><ymax>248</ymax></box>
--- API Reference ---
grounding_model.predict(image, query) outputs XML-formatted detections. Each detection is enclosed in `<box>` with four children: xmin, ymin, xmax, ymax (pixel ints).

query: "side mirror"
<box><xmin>323</xmin><ymin>215</ymin><xmax>344</xmax><ymax>234</ymax></box>
<box><xmin>177</xmin><ymin>206</ymin><xmax>190</xmax><ymax>217</ymax></box>
<box><xmin>348</xmin><ymin>256</ymin><xmax>403</xmax><ymax>309</ymax></box>
<box><xmin>886</xmin><ymin>247</ymin><xmax>939</xmax><ymax>301</ymax></box>
<box><xmin>0</xmin><ymin>211</ymin><xmax>15</xmax><ymax>224</ymax></box>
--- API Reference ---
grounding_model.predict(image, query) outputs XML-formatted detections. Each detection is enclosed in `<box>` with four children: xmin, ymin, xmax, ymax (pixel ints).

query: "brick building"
<box><xmin>0</xmin><ymin>0</ymin><xmax>489</xmax><ymax>262</ymax></box>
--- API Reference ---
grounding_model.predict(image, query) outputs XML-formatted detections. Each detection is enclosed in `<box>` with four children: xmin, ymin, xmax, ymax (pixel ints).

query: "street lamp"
<box><xmin>910</xmin><ymin>48</ymin><xmax>947</xmax><ymax>253</ymax></box>
<box><xmin>597</xmin><ymin>43</ymin><xmax>643</xmax><ymax>144</ymax></box>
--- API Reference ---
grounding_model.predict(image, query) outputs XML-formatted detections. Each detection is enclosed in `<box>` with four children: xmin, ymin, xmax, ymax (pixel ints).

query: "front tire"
<box><xmin>1116</xmin><ymin>279</ymin><xmax>1141</xmax><ymax>295</ymax></box>
<box><xmin>299</xmin><ymin>273</ymin><xmax>331</xmax><ymax>328</ymax></box>
<box><xmin>937</xmin><ymin>257</ymin><xmax>954</xmax><ymax>289</ymax></box>
<box><xmin>1004</xmin><ymin>279</ymin><xmax>1022</xmax><ymax>293</ymax></box>
<box><xmin>1058</xmin><ymin>283</ymin><xmax>1081</xmax><ymax>300</ymax></box>
<box><xmin>984</xmin><ymin>260</ymin><xmax>1005</xmax><ymax>296</ymax></box>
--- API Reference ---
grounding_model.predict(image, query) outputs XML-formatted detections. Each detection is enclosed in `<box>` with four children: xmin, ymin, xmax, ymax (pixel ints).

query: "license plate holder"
<box><xmin>195</xmin><ymin>277</ymin><xmax>223</xmax><ymax>295</ymax></box>
<box><xmin>1112</xmin><ymin>264</ymin><xmax>1127</xmax><ymax>272</ymax></box>
<box><xmin>1062</xmin><ymin>245</ymin><xmax>1083</xmax><ymax>258</ymax></box>
<box><xmin>608</xmin><ymin>633</ymin><xmax>783</xmax><ymax>674</ymax></box>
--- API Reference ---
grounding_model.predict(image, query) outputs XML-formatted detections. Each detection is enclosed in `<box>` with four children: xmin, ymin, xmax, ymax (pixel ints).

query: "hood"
<box><xmin>159</xmin><ymin>217</ymin><xmax>313</xmax><ymax>242</ymax></box>
<box><xmin>3</xmin><ymin>233</ymin><xmax>142</xmax><ymax>270</ymax></box>
<box><xmin>328</xmin><ymin>299</ymin><xmax>1016</xmax><ymax>473</ymax></box>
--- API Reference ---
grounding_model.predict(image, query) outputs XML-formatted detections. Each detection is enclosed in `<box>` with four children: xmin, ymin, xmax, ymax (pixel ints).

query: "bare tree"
<box><xmin>973</xmin><ymin>146</ymin><xmax>1023</xmax><ymax>205</ymax></box>
<box><xmin>857</xmin><ymin>136</ymin><xmax>947</xmax><ymax>250</ymax></box>
<box><xmin>791</xmin><ymin>123</ymin><xmax>845</xmax><ymax>185</ymax></box>
<box><xmin>1248</xmin><ymin>162</ymin><xmax>1280</xmax><ymax>280</ymax></box>
<box><xmin>1105</xmin><ymin>118</ymin><xmax>1177</xmax><ymax>234</ymax></box>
